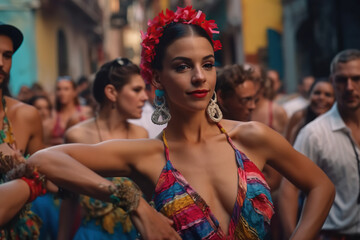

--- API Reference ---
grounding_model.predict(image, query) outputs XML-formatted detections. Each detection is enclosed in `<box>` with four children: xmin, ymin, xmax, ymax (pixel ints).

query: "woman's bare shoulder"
<box><xmin>221</xmin><ymin>119</ymin><xmax>274</xmax><ymax>147</ymax></box>
<box><xmin>129</xmin><ymin>123</ymin><xmax>149</xmax><ymax>139</ymax></box>
<box><xmin>64</xmin><ymin>118</ymin><xmax>96</xmax><ymax>143</ymax></box>
<box><xmin>6</xmin><ymin>97</ymin><xmax>38</xmax><ymax>117</ymax></box>
<box><xmin>221</xmin><ymin>119</ymin><xmax>266</xmax><ymax>135</ymax></box>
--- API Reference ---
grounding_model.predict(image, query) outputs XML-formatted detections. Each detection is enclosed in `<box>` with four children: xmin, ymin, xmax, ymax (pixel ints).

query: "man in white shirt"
<box><xmin>293</xmin><ymin>49</ymin><xmax>360</xmax><ymax>239</ymax></box>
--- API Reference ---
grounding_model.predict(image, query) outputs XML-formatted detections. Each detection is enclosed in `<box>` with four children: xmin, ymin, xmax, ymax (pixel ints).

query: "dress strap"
<box><xmin>161</xmin><ymin>130</ymin><xmax>170</xmax><ymax>162</ymax></box>
<box><xmin>216</xmin><ymin>122</ymin><xmax>245</xmax><ymax>169</ymax></box>
<box><xmin>216</xmin><ymin>123</ymin><xmax>238</xmax><ymax>150</ymax></box>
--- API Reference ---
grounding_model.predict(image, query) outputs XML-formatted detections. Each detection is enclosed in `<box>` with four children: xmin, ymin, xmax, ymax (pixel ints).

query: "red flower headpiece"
<box><xmin>140</xmin><ymin>6</ymin><xmax>222</xmax><ymax>84</ymax></box>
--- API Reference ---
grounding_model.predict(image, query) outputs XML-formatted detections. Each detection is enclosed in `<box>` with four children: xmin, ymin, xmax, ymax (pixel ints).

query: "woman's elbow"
<box><xmin>27</xmin><ymin>149</ymin><xmax>54</xmax><ymax>173</ymax></box>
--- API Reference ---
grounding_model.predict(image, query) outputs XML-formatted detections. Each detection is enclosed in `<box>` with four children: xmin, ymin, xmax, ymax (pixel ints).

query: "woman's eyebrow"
<box><xmin>171</xmin><ymin>55</ymin><xmax>215</xmax><ymax>62</ymax></box>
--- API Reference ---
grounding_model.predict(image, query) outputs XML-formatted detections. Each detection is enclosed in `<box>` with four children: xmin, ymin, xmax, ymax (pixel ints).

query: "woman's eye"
<box><xmin>133</xmin><ymin>87</ymin><xmax>142</xmax><ymax>92</ymax></box>
<box><xmin>325</xmin><ymin>93</ymin><xmax>333</xmax><ymax>98</ymax></box>
<box><xmin>203</xmin><ymin>63</ymin><xmax>214</xmax><ymax>70</ymax></box>
<box><xmin>175</xmin><ymin>64</ymin><xmax>189</xmax><ymax>72</ymax></box>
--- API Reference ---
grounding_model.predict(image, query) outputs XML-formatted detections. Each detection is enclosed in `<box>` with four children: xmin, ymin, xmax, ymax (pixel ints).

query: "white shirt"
<box><xmin>129</xmin><ymin>101</ymin><xmax>166</xmax><ymax>139</ymax></box>
<box><xmin>282</xmin><ymin>96</ymin><xmax>309</xmax><ymax>118</ymax></box>
<box><xmin>294</xmin><ymin>103</ymin><xmax>360</xmax><ymax>234</ymax></box>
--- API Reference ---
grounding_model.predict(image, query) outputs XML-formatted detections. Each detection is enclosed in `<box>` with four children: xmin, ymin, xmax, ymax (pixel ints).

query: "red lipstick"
<box><xmin>188</xmin><ymin>89</ymin><xmax>209</xmax><ymax>98</ymax></box>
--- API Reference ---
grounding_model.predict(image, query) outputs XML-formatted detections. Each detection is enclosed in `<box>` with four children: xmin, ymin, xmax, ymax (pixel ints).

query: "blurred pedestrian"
<box><xmin>250</xmin><ymin>64</ymin><xmax>288</xmax><ymax>240</ymax></box>
<box><xmin>28</xmin><ymin>95</ymin><xmax>52</xmax><ymax>121</ymax></box>
<box><xmin>17</xmin><ymin>85</ymin><xmax>33</xmax><ymax>103</ymax></box>
<box><xmin>129</xmin><ymin>83</ymin><xmax>166</xmax><ymax>138</ymax></box>
<box><xmin>58</xmin><ymin>57</ymin><xmax>148</xmax><ymax>240</ymax></box>
<box><xmin>31</xmin><ymin>78</ymin><xmax>92</xmax><ymax>240</ymax></box>
<box><xmin>286</xmin><ymin>49</ymin><xmax>360</xmax><ymax>239</ymax></box>
<box><xmin>285</xmin><ymin>78</ymin><xmax>335</xmax><ymax>144</ymax></box>
<box><xmin>216</xmin><ymin>63</ymin><xmax>257</xmax><ymax>121</ymax></box>
<box><xmin>50</xmin><ymin>76</ymin><xmax>93</xmax><ymax>145</ymax></box>
<box><xmin>267</xmin><ymin>69</ymin><xmax>287</xmax><ymax>104</ymax></box>
<box><xmin>282</xmin><ymin>75</ymin><xmax>315</xmax><ymax>118</ymax></box>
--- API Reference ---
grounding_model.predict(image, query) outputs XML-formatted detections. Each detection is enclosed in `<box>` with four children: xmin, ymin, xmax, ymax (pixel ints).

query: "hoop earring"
<box><xmin>151</xmin><ymin>89</ymin><xmax>171</xmax><ymax>125</ymax></box>
<box><xmin>207</xmin><ymin>92</ymin><xmax>223</xmax><ymax>122</ymax></box>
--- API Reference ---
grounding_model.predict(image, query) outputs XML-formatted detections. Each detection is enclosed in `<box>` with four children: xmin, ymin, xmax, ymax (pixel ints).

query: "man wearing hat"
<box><xmin>0</xmin><ymin>22</ymin><xmax>45</xmax><ymax>238</ymax></box>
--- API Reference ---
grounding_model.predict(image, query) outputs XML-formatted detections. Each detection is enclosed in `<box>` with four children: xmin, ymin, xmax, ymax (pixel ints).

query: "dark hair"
<box><xmin>330</xmin><ymin>49</ymin><xmax>360</xmax><ymax>74</ymax></box>
<box><xmin>77</xmin><ymin>75</ymin><xmax>88</xmax><ymax>86</ymax></box>
<box><xmin>55</xmin><ymin>76</ymin><xmax>79</xmax><ymax>111</ymax></box>
<box><xmin>249</xmin><ymin>64</ymin><xmax>274</xmax><ymax>100</ymax></box>
<box><xmin>152</xmin><ymin>23</ymin><xmax>214</xmax><ymax>71</ymax></box>
<box><xmin>28</xmin><ymin>95</ymin><xmax>52</xmax><ymax>112</ymax></box>
<box><xmin>93</xmin><ymin>58</ymin><xmax>140</xmax><ymax>105</ymax></box>
<box><xmin>216</xmin><ymin>64</ymin><xmax>254</xmax><ymax>99</ymax></box>
<box><xmin>308</xmin><ymin>77</ymin><xmax>331</xmax><ymax>95</ymax></box>
<box><xmin>303</xmin><ymin>78</ymin><xmax>333</xmax><ymax>126</ymax></box>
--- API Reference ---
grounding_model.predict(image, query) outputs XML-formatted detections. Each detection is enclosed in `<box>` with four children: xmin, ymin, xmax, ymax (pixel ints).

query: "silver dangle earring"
<box><xmin>207</xmin><ymin>92</ymin><xmax>223</xmax><ymax>122</ymax></box>
<box><xmin>151</xmin><ymin>89</ymin><xmax>171</xmax><ymax>125</ymax></box>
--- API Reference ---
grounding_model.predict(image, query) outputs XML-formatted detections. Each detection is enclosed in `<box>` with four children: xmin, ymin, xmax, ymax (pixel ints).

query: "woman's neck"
<box><xmin>165</xmin><ymin>109</ymin><xmax>218</xmax><ymax>143</ymax></box>
<box><xmin>59</xmin><ymin>102</ymin><xmax>77</xmax><ymax>114</ymax></box>
<box><xmin>97</xmin><ymin>107</ymin><xmax>129</xmax><ymax>133</ymax></box>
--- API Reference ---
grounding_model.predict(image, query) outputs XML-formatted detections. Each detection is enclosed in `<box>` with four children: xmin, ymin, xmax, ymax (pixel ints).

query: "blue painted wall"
<box><xmin>0</xmin><ymin>0</ymin><xmax>38</xmax><ymax>96</ymax></box>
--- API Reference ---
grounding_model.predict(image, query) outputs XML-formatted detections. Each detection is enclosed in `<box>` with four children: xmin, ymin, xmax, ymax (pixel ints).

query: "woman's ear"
<box><xmin>104</xmin><ymin>84</ymin><xmax>118</xmax><ymax>102</ymax></box>
<box><xmin>151</xmin><ymin>71</ymin><xmax>163</xmax><ymax>90</ymax></box>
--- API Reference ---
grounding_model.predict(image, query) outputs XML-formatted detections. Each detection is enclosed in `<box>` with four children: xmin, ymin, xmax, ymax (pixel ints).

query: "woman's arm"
<box><xmin>263</xmin><ymin>126</ymin><xmax>334</xmax><ymax>239</ymax></box>
<box><xmin>0</xmin><ymin>179</ymin><xmax>30</xmax><ymax>226</ymax></box>
<box><xmin>238</xmin><ymin>122</ymin><xmax>335</xmax><ymax>240</ymax></box>
<box><xmin>278</xmin><ymin>178</ymin><xmax>300</xmax><ymax>239</ymax></box>
<box><xmin>27</xmin><ymin>140</ymin><xmax>181</xmax><ymax>239</ymax></box>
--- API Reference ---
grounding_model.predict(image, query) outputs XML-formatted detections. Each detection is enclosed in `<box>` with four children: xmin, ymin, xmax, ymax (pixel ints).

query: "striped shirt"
<box><xmin>294</xmin><ymin>103</ymin><xmax>360</xmax><ymax>234</ymax></box>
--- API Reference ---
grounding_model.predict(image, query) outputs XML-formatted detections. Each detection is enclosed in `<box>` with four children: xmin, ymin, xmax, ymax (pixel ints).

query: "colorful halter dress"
<box><xmin>0</xmin><ymin>97</ymin><xmax>42</xmax><ymax>240</ymax></box>
<box><xmin>151</xmin><ymin>123</ymin><xmax>274</xmax><ymax>239</ymax></box>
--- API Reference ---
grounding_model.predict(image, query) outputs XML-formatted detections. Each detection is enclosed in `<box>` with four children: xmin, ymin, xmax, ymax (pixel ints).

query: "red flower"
<box><xmin>140</xmin><ymin>6</ymin><xmax>222</xmax><ymax>84</ymax></box>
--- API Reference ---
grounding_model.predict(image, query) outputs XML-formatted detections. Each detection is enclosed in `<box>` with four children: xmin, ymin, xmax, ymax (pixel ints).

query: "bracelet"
<box><xmin>21</xmin><ymin>171</ymin><xmax>47</xmax><ymax>203</ymax></box>
<box><xmin>108</xmin><ymin>182</ymin><xmax>142</xmax><ymax>214</ymax></box>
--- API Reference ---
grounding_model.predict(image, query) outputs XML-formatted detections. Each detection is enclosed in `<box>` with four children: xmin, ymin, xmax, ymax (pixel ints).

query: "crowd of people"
<box><xmin>0</xmin><ymin>5</ymin><xmax>359</xmax><ymax>240</ymax></box>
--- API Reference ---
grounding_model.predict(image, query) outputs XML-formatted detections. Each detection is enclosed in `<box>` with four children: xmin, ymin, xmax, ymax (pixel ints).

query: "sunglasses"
<box><xmin>112</xmin><ymin>57</ymin><xmax>130</xmax><ymax>67</ymax></box>
<box><xmin>57</xmin><ymin>75</ymin><xmax>72</xmax><ymax>82</ymax></box>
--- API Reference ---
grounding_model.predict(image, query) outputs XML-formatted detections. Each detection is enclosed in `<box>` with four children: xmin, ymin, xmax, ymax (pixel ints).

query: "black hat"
<box><xmin>0</xmin><ymin>22</ymin><xmax>24</xmax><ymax>52</ymax></box>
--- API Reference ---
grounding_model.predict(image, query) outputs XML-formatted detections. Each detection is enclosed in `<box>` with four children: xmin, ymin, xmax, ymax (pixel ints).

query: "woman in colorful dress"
<box><xmin>27</xmin><ymin>6</ymin><xmax>334</xmax><ymax>239</ymax></box>
<box><xmin>58</xmin><ymin>57</ymin><xmax>148</xmax><ymax>240</ymax></box>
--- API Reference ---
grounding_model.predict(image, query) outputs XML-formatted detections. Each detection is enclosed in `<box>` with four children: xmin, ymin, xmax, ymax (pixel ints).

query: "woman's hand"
<box><xmin>130</xmin><ymin>198</ymin><xmax>181</xmax><ymax>240</ymax></box>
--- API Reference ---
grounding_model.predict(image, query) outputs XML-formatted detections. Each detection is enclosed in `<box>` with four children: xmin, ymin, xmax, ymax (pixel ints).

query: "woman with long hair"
<box><xmin>50</xmin><ymin>76</ymin><xmax>93</xmax><ymax>146</ymax></box>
